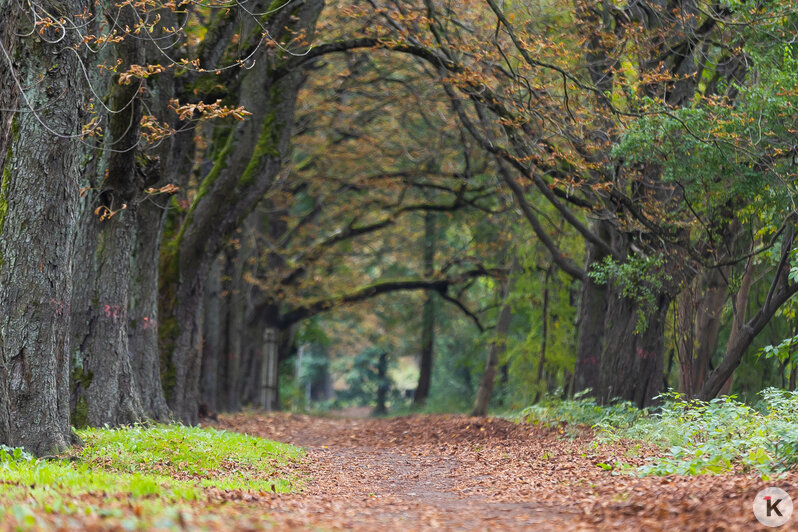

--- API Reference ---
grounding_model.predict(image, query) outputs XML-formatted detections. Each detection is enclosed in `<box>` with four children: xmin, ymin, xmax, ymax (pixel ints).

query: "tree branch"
<box><xmin>278</xmin><ymin>269</ymin><xmax>498</xmax><ymax>326</ymax></box>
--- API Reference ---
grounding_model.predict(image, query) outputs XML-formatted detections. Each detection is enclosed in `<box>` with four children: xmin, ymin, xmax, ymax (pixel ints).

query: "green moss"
<box><xmin>0</xmin><ymin>145</ymin><xmax>14</xmax><ymax>265</ymax></box>
<box><xmin>157</xmin><ymin>237</ymin><xmax>180</xmax><ymax>401</ymax></box>
<box><xmin>239</xmin><ymin>113</ymin><xmax>280</xmax><ymax>187</ymax></box>
<box><xmin>0</xmin><ymin>164</ymin><xmax>10</xmax><ymax>231</ymax></box>
<box><xmin>174</xmin><ymin>129</ymin><xmax>235</xmax><ymax>247</ymax></box>
<box><xmin>158</xmin><ymin>315</ymin><xmax>178</xmax><ymax>400</ymax></box>
<box><xmin>0</xmin><ymin>116</ymin><xmax>20</xmax><ymax>263</ymax></box>
<box><xmin>70</xmin><ymin>365</ymin><xmax>93</xmax><ymax>428</ymax></box>
<box><xmin>260</xmin><ymin>0</ymin><xmax>290</xmax><ymax>24</ymax></box>
<box><xmin>71</xmin><ymin>397</ymin><xmax>89</xmax><ymax>429</ymax></box>
<box><xmin>194</xmin><ymin>130</ymin><xmax>235</xmax><ymax>202</ymax></box>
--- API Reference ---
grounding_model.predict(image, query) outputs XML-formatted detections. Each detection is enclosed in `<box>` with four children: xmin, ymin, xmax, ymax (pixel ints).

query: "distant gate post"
<box><xmin>261</xmin><ymin>328</ymin><xmax>279</xmax><ymax>410</ymax></box>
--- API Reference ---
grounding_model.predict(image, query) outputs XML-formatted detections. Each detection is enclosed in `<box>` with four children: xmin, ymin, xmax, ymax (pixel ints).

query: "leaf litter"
<box><xmin>2</xmin><ymin>413</ymin><xmax>794</xmax><ymax>530</ymax></box>
<box><xmin>214</xmin><ymin>412</ymin><xmax>795</xmax><ymax>531</ymax></box>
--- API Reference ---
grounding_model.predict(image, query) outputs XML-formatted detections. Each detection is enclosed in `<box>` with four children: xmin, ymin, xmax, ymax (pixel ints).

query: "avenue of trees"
<box><xmin>1</xmin><ymin>0</ymin><xmax>797</xmax><ymax>455</ymax></box>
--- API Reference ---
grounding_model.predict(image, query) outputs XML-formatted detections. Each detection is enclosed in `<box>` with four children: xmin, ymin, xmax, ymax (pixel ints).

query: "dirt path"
<box><xmin>214</xmin><ymin>413</ymin><xmax>795</xmax><ymax>531</ymax></box>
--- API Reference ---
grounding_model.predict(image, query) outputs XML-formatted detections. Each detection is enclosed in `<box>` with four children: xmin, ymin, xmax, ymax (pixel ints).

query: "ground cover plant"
<box><xmin>0</xmin><ymin>425</ymin><xmax>303</xmax><ymax>530</ymax></box>
<box><xmin>519</xmin><ymin>388</ymin><xmax>798</xmax><ymax>477</ymax></box>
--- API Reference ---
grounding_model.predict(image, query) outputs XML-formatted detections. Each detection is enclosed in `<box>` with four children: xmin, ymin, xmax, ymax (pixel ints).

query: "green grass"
<box><xmin>518</xmin><ymin>387</ymin><xmax>798</xmax><ymax>477</ymax></box>
<box><xmin>0</xmin><ymin>424</ymin><xmax>304</xmax><ymax>530</ymax></box>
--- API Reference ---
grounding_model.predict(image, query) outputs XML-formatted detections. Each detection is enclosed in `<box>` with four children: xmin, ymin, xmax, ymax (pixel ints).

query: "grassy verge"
<box><xmin>0</xmin><ymin>424</ymin><xmax>304</xmax><ymax>530</ymax></box>
<box><xmin>518</xmin><ymin>387</ymin><xmax>798</xmax><ymax>477</ymax></box>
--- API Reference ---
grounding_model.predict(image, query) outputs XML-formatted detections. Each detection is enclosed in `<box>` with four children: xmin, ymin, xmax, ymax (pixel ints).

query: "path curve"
<box><xmin>214</xmin><ymin>413</ymin><xmax>794</xmax><ymax>531</ymax></box>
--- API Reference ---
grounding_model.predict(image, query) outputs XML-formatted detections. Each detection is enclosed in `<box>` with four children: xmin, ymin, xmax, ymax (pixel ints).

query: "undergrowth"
<box><xmin>0</xmin><ymin>424</ymin><xmax>303</xmax><ymax>530</ymax></box>
<box><xmin>519</xmin><ymin>388</ymin><xmax>798</xmax><ymax>477</ymax></box>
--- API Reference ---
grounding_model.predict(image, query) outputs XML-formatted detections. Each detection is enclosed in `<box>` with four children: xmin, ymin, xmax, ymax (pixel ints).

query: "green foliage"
<box><xmin>629</xmin><ymin>390</ymin><xmax>798</xmax><ymax>476</ymax></box>
<box><xmin>520</xmin><ymin>391</ymin><xmax>648</xmax><ymax>434</ymax></box>
<box><xmin>0</xmin><ymin>424</ymin><xmax>304</xmax><ymax>529</ymax></box>
<box><xmin>0</xmin><ymin>445</ymin><xmax>34</xmax><ymax>463</ymax></box>
<box><xmin>519</xmin><ymin>388</ymin><xmax>798</xmax><ymax>476</ymax></box>
<box><xmin>759</xmin><ymin>335</ymin><xmax>798</xmax><ymax>365</ymax></box>
<box><xmin>588</xmin><ymin>254</ymin><xmax>669</xmax><ymax>333</ymax></box>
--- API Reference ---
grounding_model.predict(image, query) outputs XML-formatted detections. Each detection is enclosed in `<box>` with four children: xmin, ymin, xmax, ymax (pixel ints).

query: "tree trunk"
<box><xmin>129</xmin><ymin>199</ymin><xmax>172</xmax><ymax>421</ymax></box>
<box><xmin>165</xmin><ymin>0</ymin><xmax>323</xmax><ymax>423</ymax></box>
<box><xmin>534</xmin><ymin>267</ymin><xmax>552</xmax><ymax>403</ymax></box>
<box><xmin>168</xmin><ymin>261</ymin><xmax>207</xmax><ymax>424</ymax></box>
<box><xmin>225</xmin><ymin>230</ymin><xmax>253</xmax><ymax>411</ymax></box>
<box><xmin>413</xmin><ymin>293</ymin><xmax>435</xmax><ymax>406</ymax></box>
<box><xmin>200</xmin><ymin>254</ymin><xmax>224</xmax><ymax>414</ymax></box>
<box><xmin>70</xmin><ymin>3</ymin><xmax>149</xmax><ymax>427</ymax></box>
<box><xmin>413</xmin><ymin>211</ymin><xmax>436</xmax><ymax>406</ymax></box>
<box><xmin>676</xmin><ymin>265</ymin><xmax>729</xmax><ymax>397</ymax></box>
<box><xmin>125</xmin><ymin>6</ymin><xmax>184</xmax><ymax>422</ymax></box>
<box><xmin>698</xmin><ymin>256</ymin><xmax>761</xmax><ymax>400</ymax></box>
<box><xmin>596</xmin><ymin>286</ymin><xmax>669</xmax><ymax>407</ymax></box>
<box><xmin>573</xmin><ymin>229</ymin><xmax>610</xmax><ymax>394</ymax></box>
<box><xmin>72</xmin><ymin>206</ymin><xmax>145</xmax><ymax>426</ymax></box>
<box><xmin>374</xmin><ymin>351</ymin><xmax>388</xmax><ymax>416</ymax></box>
<box><xmin>0</xmin><ymin>0</ymin><xmax>88</xmax><ymax>454</ymax></box>
<box><xmin>472</xmin><ymin>258</ymin><xmax>518</xmax><ymax>416</ymax></box>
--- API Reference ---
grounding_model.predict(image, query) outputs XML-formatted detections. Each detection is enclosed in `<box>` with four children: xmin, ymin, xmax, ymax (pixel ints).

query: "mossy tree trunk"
<box><xmin>165</xmin><ymin>0</ymin><xmax>324</xmax><ymax>423</ymax></box>
<box><xmin>0</xmin><ymin>0</ymin><xmax>88</xmax><ymax>455</ymax></box>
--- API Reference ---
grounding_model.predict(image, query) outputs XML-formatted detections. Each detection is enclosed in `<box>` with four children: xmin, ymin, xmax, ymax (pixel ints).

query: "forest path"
<box><xmin>213</xmin><ymin>412</ymin><xmax>787</xmax><ymax>531</ymax></box>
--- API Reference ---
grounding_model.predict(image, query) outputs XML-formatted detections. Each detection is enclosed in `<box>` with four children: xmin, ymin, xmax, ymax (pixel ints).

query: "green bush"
<box><xmin>519</xmin><ymin>388</ymin><xmax>798</xmax><ymax>476</ymax></box>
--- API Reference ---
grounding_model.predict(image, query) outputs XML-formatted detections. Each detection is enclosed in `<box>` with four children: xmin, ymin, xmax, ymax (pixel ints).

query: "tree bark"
<box><xmin>676</xmin><ymin>265</ymin><xmax>729</xmax><ymax>397</ymax></box>
<box><xmin>472</xmin><ymin>262</ymin><xmax>517</xmax><ymax>416</ymax></box>
<box><xmin>597</xmin><ymin>287</ymin><xmax>670</xmax><ymax>407</ymax></box>
<box><xmin>374</xmin><ymin>351</ymin><xmax>389</xmax><ymax>416</ymax></box>
<box><xmin>698</xmin><ymin>254</ymin><xmax>771</xmax><ymax>401</ymax></box>
<box><xmin>226</xmin><ymin>227</ymin><xmax>254</xmax><ymax>411</ymax></box>
<box><xmin>573</xmin><ymin>223</ymin><xmax>611</xmax><ymax>394</ymax></box>
<box><xmin>413</xmin><ymin>293</ymin><xmax>435</xmax><ymax>406</ymax></box>
<box><xmin>129</xmin><ymin>198</ymin><xmax>172</xmax><ymax>421</ymax></box>
<box><xmin>413</xmin><ymin>211</ymin><xmax>437</xmax><ymax>406</ymax></box>
<box><xmin>200</xmin><ymin>254</ymin><xmax>224</xmax><ymax>413</ymax></box>
<box><xmin>125</xmin><ymin>7</ymin><xmax>184</xmax><ymax>422</ymax></box>
<box><xmin>70</xmin><ymin>3</ymin><xmax>149</xmax><ymax>427</ymax></box>
<box><xmin>534</xmin><ymin>267</ymin><xmax>552</xmax><ymax>402</ymax></box>
<box><xmin>0</xmin><ymin>0</ymin><xmax>88</xmax><ymax>454</ymax></box>
<box><xmin>72</xmin><ymin>206</ymin><xmax>145</xmax><ymax>426</ymax></box>
<box><xmin>165</xmin><ymin>0</ymin><xmax>324</xmax><ymax>423</ymax></box>
<box><xmin>260</xmin><ymin>328</ymin><xmax>279</xmax><ymax>410</ymax></box>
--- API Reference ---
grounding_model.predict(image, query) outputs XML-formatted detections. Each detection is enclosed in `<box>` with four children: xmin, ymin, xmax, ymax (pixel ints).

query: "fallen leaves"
<box><xmin>3</xmin><ymin>413</ymin><xmax>791</xmax><ymax>530</ymax></box>
<box><xmin>212</xmin><ymin>412</ymin><xmax>794</xmax><ymax>531</ymax></box>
